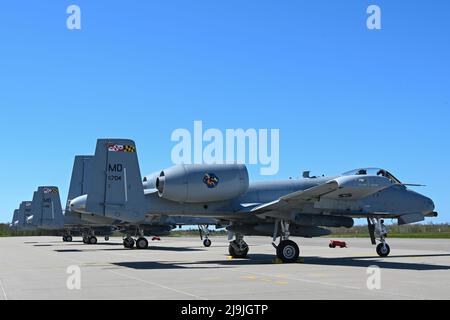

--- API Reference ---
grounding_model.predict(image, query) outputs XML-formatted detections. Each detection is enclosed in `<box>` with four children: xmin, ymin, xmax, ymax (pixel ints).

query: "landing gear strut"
<box><xmin>199</xmin><ymin>225</ymin><xmax>212</xmax><ymax>247</ymax></box>
<box><xmin>368</xmin><ymin>218</ymin><xmax>391</xmax><ymax>257</ymax></box>
<box><xmin>273</xmin><ymin>220</ymin><xmax>300</xmax><ymax>263</ymax></box>
<box><xmin>228</xmin><ymin>234</ymin><xmax>249</xmax><ymax>258</ymax></box>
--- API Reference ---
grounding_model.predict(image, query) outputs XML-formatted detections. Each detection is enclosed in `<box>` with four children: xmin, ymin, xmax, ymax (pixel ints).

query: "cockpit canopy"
<box><xmin>342</xmin><ymin>168</ymin><xmax>402</xmax><ymax>184</ymax></box>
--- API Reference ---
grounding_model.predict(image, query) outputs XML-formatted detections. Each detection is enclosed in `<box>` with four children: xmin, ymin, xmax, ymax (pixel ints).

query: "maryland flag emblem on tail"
<box><xmin>43</xmin><ymin>187</ymin><xmax>59</xmax><ymax>194</ymax></box>
<box><xmin>108</xmin><ymin>144</ymin><xmax>136</xmax><ymax>153</ymax></box>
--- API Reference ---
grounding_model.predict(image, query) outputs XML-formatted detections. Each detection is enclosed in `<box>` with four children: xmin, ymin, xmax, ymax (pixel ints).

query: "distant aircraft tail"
<box><xmin>85</xmin><ymin>139</ymin><xmax>146</xmax><ymax>222</ymax></box>
<box><xmin>12</xmin><ymin>209</ymin><xmax>19</xmax><ymax>224</ymax></box>
<box><xmin>30</xmin><ymin>186</ymin><xmax>64</xmax><ymax>230</ymax></box>
<box><xmin>18</xmin><ymin>201</ymin><xmax>32</xmax><ymax>227</ymax></box>
<box><xmin>66</xmin><ymin>155</ymin><xmax>94</xmax><ymax>210</ymax></box>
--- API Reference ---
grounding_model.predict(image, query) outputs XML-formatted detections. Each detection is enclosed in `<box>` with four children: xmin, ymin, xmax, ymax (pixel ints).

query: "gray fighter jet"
<box><xmin>66</xmin><ymin>155</ymin><xmax>219</xmax><ymax>248</ymax></box>
<box><xmin>70</xmin><ymin>139</ymin><xmax>438</xmax><ymax>263</ymax></box>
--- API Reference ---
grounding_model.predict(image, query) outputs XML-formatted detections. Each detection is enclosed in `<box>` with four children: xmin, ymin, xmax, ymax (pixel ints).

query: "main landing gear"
<box><xmin>123</xmin><ymin>228</ymin><xmax>149</xmax><ymax>250</ymax></box>
<box><xmin>272</xmin><ymin>220</ymin><xmax>300</xmax><ymax>263</ymax></box>
<box><xmin>81</xmin><ymin>230</ymin><xmax>98</xmax><ymax>245</ymax></box>
<box><xmin>62</xmin><ymin>234</ymin><xmax>73</xmax><ymax>242</ymax></box>
<box><xmin>83</xmin><ymin>235</ymin><xmax>98</xmax><ymax>245</ymax></box>
<box><xmin>368</xmin><ymin>218</ymin><xmax>391</xmax><ymax>257</ymax></box>
<box><xmin>228</xmin><ymin>234</ymin><xmax>249</xmax><ymax>258</ymax></box>
<box><xmin>199</xmin><ymin>225</ymin><xmax>212</xmax><ymax>248</ymax></box>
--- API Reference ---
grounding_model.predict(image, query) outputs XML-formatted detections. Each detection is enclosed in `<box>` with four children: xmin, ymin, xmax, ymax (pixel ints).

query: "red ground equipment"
<box><xmin>329</xmin><ymin>240</ymin><xmax>347</xmax><ymax>248</ymax></box>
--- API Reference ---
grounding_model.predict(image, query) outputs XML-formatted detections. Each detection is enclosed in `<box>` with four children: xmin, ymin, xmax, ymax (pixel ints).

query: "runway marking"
<box><xmin>108</xmin><ymin>269</ymin><xmax>208</xmax><ymax>300</ymax></box>
<box><xmin>0</xmin><ymin>279</ymin><xmax>8</xmax><ymax>301</ymax></box>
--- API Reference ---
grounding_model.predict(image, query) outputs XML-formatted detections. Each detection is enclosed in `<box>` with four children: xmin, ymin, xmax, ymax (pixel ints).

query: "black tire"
<box><xmin>136</xmin><ymin>237</ymin><xmax>149</xmax><ymax>250</ymax></box>
<box><xmin>66</xmin><ymin>236</ymin><xmax>73</xmax><ymax>243</ymax></box>
<box><xmin>123</xmin><ymin>238</ymin><xmax>135</xmax><ymax>249</ymax></box>
<box><xmin>89</xmin><ymin>236</ymin><xmax>98</xmax><ymax>245</ymax></box>
<box><xmin>329</xmin><ymin>244</ymin><xmax>335</xmax><ymax>248</ymax></box>
<box><xmin>83</xmin><ymin>237</ymin><xmax>89</xmax><ymax>244</ymax></box>
<box><xmin>276</xmin><ymin>240</ymin><xmax>300</xmax><ymax>263</ymax></box>
<box><xmin>104</xmin><ymin>237</ymin><xmax>110</xmax><ymax>242</ymax></box>
<box><xmin>203</xmin><ymin>239</ymin><xmax>212</xmax><ymax>248</ymax></box>
<box><xmin>62</xmin><ymin>236</ymin><xmax>67</xmax><ymax>242</ymax></box>
<box><xmin>376</xmin><ymin>243</ymin><xmax>390</xmax><ymax>257</ymax></box>
<box><xmin>228</xmin><ymin>241</ymin><xmax>249</xmax><ymax>258</ymax></box>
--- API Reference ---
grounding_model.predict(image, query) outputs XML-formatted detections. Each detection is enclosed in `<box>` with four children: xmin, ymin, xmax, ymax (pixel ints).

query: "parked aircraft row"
<box><xmin>11</xmin><ymin>138</ymin><xmax>438</xmax><ymax>263</ymax></box>
<box><xmin>10</xmin><ymin>156</ymin><xmax>219</xmax><ymax>249</ymax></box>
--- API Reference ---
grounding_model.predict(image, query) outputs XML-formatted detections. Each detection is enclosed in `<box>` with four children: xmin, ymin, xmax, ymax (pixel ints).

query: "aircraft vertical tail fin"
<box><xmin>12</xmin><ymin>209</ymin><xmax>19</xmax><ymax>224</ymax></box>
<box><xmin>17</xmin><ymin>201</ymin><xmax>32</xmax><ymax>229</ymax></box>
<box><xmin>31</xmin><ymin>187</ymin><xmax>64</xmax><ymax>230</ymax></box>
<box><xmin>85</xmin><ymin>139</ymin><xmax>146</xmax><ymax>222</ymax></box>
<box><xmin>67</xmin><ymin>155</ymin><xmax>94</xmax><ymax>210</ymax></box>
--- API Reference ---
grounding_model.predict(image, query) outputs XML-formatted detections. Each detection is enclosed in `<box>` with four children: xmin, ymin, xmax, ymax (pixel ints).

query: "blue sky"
<box><xmin>0</xmin><ymin>1</ymin><xmax>449</xmax><ymax>223</ymax></box>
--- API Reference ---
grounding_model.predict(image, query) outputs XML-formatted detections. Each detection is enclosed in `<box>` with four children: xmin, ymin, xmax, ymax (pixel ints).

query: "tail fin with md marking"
<box><xmin>30</xmin><ymin>186</ymin><xmax>64</xmax><ymax>230</ymax></box>
<box><xmin>85</xmin><ymin>139</ymin><xmax>146</xmax><ymax>222</ymax></box>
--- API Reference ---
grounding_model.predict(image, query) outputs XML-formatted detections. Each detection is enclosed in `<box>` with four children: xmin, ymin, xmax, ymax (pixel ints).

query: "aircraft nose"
<box><xmin>424</xmin><ymin>197</ymin><xmax>435</xmax><ymax>213</ymax></box>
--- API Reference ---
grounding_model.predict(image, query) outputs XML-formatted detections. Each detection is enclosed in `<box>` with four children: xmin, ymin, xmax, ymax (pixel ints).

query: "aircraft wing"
<box><xmin>249</xmin><ymin>181</ymin><xmax>339</xmax><ymax>214</ymax></box>
<box><xmin>249</xmin><ymin>175</ymin><xmax>394</xmax><ymax>216</ymax></box>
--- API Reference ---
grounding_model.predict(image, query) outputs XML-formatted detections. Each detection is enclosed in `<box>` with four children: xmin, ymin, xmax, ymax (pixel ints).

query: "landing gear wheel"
<box><xmin>276</xmin><ymin>240</ymin><xmax>300</xmax><ymax>263</ymax></box>
<box><xmin>104</xmin><ymin>237</ymin><xmax>110</xmax><ymax>242</ymax></box>
<box><xmin>63</xmin><ymin>236</ymin><xmax>67</xmax><ymax>242</ymax></box>
<box><xmin>228</xmin><ymin>241</ymin><xmax>249</xmax><ymax>258</ymax></box>
<box><xmin>123</xmin><ymin>238</ymin><xmax>135</xmax><ymax>249</ymax></box>
<box><xmin>66</xmin><ymin>236</ymin><xmax>73</xmax><ymax>243</ymax></box>
<box><xmin>376</xmin><ymin>243</ymin><xmax>390</xmax><ymax>257</ymax></box>
<box><xmin>136</xmin><ymin>237</ymin><xmax>149</xmax><ymax>250</ymax></box>
<box><xmin>203</xmin><ymin>239</ymin><xmax>212</xmax><ymax>248</ymax></box>
<box><xmin>89</xmin><ymin>236</ymin><xmax>98</xmax><ymax>245</ymax></box>
<box><xmin>83</xmin><ymin>237</ymin><xmax>89</xmax><ymax>244</ymax></box>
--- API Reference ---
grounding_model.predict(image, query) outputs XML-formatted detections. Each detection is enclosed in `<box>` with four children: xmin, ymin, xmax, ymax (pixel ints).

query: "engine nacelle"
<box><xmin>156</xmin><ymin>164</ymin><xmax>249</xmax><ymax>203</ymax></box>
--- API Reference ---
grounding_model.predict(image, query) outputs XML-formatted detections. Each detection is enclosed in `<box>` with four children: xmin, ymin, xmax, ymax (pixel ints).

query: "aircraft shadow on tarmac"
<box><xmin>111</xmin><ymin>261</ymin><xmax>226</xmax><ymax>270</ymax></box>
<box><xmin>110</xmin><ymin>253</ymin><xmax>450</xmax><ymax>271</ymax></box>
<box><xmin>54</xmin><ymin>246</ymin><xmax>206</xmax><ymax>253</ymax></box>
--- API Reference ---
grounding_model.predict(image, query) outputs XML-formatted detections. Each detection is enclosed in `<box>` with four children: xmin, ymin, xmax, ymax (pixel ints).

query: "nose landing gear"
<box><xmin>199</xmin><ymin>225</ymin><xmax>212</xmax><ymax>247</ymax></box>
<box><xmin>368</xmin><ymin>218</ymin><xmax>391</xmax><ymax>257</ymax></box>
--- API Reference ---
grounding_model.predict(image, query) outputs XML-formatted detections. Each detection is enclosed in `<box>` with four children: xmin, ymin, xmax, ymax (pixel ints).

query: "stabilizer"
<box><xmin>30</xmin><ymin>186</ymin><xmax>64</xmax><ymax>230</ymax></box>
<box><xmin>15</xmin><ymin>201</ymin><xmax>33</xmax><ymax>230</ymax></box>
<box><xmin>66</xmin><ymin>155</ymin><xmax>94</xmax><ymax>210</ymax></box>
<box><xmin>12</xmin><ymin>209</ymin><xmax>19</xmax><ymax>224</ymax></box>
<box><xmin>85</xmin><ymin>139</ymin><xmax>146</xmax><ymax>222</ymax></box>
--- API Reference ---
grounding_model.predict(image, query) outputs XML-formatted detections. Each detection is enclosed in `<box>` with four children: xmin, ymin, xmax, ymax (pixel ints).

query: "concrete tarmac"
<box><xmin>0</xmin><ymin>236</ymin><xmax>449</xmax><ymax>300</ymax></box>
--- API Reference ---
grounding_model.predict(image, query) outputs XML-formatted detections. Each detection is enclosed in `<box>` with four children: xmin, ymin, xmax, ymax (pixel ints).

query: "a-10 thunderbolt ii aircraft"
<box><xmin>66</xmin><ymin>155</ymin><xmax>219</xmax><ymax>248</ymax></box>
<box><xmin>69</xmin><ymin>139</ymin><xmax>438</xmax><ymax>263</ymax></box>
<box><xmin>10</xmin><ymin>201</ymin><xmax>34</xmax><ymax>231</ymax></box>
<box><xmin>10</xmin><ymin>183</ymin><xmax>218</xmax><ymax>248</ymax></box>
<box><xmin>8</xmin><ymin>187</ymin><xmax>108</xmax><ymax>240</ymax></box>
